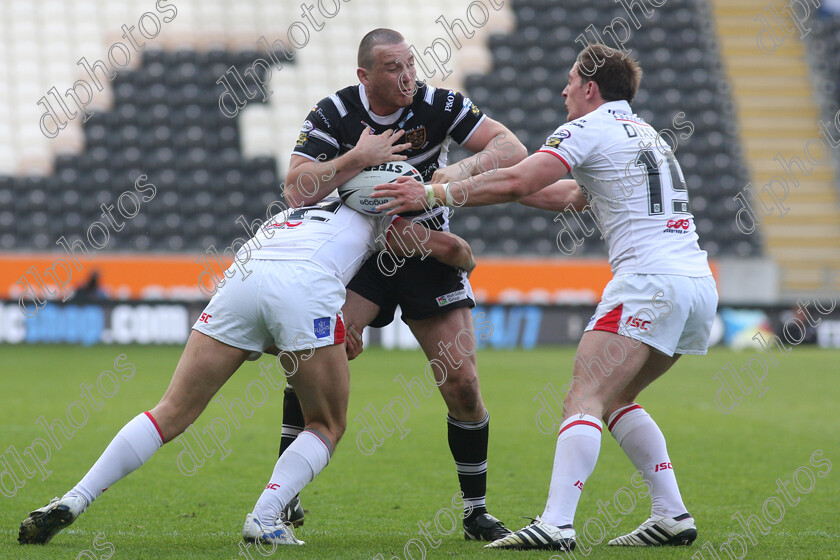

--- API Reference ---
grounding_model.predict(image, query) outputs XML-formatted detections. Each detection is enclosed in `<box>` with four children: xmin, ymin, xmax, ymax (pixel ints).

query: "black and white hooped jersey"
<box><xmin>292</xmin><ymin>83</ymin><xmax>486</xmax><ymax>230</ymax></box>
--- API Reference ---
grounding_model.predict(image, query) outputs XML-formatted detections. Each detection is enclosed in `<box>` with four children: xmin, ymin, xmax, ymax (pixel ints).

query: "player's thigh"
<box><xmin>152</xmin><ymin>330</ymin><xmax>250</xmax><ymax>442</ymax></box>
<box><xmin>406</xmin><ymin>305</ymin><xmax>478</xmax><ymax>384</ymax></box>
<box><xmin>281</xmin><ymin>344</ymin><xmax>350</xmax><ymax>446</ymax></box>
<box><xmin>345</xmin><ymin>254</ymin><xmax>396</xmax><ymax>328</ymax></box>
<box><xmin>566</xmin><ymin>330</ymin><xmax>652</xmax><ymax>420</ymax></box>
<box><xmin>343</xmin><ymin>289</ymin><xmax>382</xmax><ymax>329</ymax></box>
<box><xmin>405</xmin><ymin>307</ymin><xmax>486</xmax><ymax>420</ymax></box>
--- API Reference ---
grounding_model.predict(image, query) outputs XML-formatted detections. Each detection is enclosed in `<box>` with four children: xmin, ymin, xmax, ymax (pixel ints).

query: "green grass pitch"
<box><xmin>1</xmin><ymin>344</ymin><xmax>838</xmax><ymax>559</ymax></box>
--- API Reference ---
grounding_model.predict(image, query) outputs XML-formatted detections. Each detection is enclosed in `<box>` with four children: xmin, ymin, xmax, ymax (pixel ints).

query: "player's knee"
<box><xmin>149</xmin><ymin>410</ymin><xmax>184</xmax><ymax>444</ymax></box>
<box><xmin>323</xmin><ymin>424</ymin><xmax>346</xmax><ymax>447</ymax></box>
<box><xmin>306</xmin><ymin>417</ymin><xmax>345</xmax><ymax>447</ymax></box>
<box><xmin>442</xmin><ymin>372</ymin><xmax>483</xmax><ymax>416</ymax></box>
<box><xmin>443</xmin><ymin>370</ymin><xmax>478</xmax><ymax>399</ymax></box>
<box><xmin>151</xmin><ymin>401</ymin><xmax>201</xmax><ymax>443</ymax></box>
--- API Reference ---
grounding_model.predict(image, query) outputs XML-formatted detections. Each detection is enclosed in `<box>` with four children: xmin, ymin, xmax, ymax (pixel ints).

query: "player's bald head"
<box><xmin>575</xmin><ymin>44</ymin><xmax>642</xmax><ymax>102</ymax></box>
<box><xmin>358</xmin><ymin>28</ymin><xmax>406</xmax><ymax>69</ymax></box>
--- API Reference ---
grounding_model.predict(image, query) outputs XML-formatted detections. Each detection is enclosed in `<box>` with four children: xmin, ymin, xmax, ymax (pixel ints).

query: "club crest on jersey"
<box><xmin>301</xmin><ymin>120</ymin><xmax>314</xmax><ymax>133</ymax></box>
<box><xmin>404</xmin><ymin>126</ymin><xmax>427</xmax><ymax>149</ymax></box>
<box><xmin>295</xmin><ymin>132</ymin><xmax>308</xmax><ymax>147</ymax></box>
<box><xmin>314</xmin><ymin>317</ymin><xmax>331</xmax><ymax>338</ymax></box>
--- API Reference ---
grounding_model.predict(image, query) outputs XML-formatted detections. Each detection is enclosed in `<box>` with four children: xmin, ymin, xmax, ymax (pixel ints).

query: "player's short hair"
<box><xmin>358</xmin><ymin>28</ymin><xmax>406</xmax><ymax>69</ymax></box>
<box><xmin>576</xmin><ymin>44</ymin><xmax>642</xmax><ymax>102</ymax></box>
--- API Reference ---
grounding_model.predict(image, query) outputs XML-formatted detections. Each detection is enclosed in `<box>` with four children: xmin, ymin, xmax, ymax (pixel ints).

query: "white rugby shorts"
<box><xmin>585</xmin><ymin>273</ymin><xmax>718</xmax><ymax>356</ymax></box>
<box><xmin>193</xmin><ymin>259</ymin><xmax>346</xmax><ymax>357</ymax></box>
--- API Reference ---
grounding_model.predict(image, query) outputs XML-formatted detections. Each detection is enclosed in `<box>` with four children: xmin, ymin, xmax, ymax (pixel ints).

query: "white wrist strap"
<box><xmin>444</xmin><ymin>183</ymin><xmax>456</xmax><ymax>208</ymax></box>
<box><xmin>424</xmin><ymin>184</ymin><xmax>436</xmax><ymax>207</ymax></box>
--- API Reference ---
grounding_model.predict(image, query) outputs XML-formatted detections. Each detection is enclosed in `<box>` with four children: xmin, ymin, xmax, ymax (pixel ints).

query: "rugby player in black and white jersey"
<box><xmin>377</xmin><ymin>43</ymin><xmax>718</xmax><ymax>551</ymax></box>
<box><xmin>18</xmin><ymin>199</ymin><xmax>477</xmax><ymax>547</ymax></box>
<box><xmin>272</xmin><ymin>28</ymin><xmax>527</xmax><ymax>541</ymax></box>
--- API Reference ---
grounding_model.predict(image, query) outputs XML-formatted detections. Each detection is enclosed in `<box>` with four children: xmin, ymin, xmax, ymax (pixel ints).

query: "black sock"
<box><xmin>447</xmin><ymin>411</ymin><xmax>490</xmax><ymax>525</ymax></box>
<box><xmin>279</xmin><ymin>386</ymin><xmax>305</xmax><ymax>457</ymax></box>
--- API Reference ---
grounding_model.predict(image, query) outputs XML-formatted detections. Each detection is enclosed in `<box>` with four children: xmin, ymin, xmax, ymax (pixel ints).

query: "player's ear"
<box><xmin>357</xmin><ymin>67</ymin><xmax>368</xmax><ymax>86</ymax></box>
<box><xmin>585</xmin><ymin>80</ymin><xmax>598</xmax><ymax>100</ymax></box>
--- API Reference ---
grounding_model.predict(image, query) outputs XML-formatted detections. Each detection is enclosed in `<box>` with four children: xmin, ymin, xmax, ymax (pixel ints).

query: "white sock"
<box><xmin>608</xmin><ymin>404</ymin><xmax>687</xmax><ymax>518</ymax></box>
<box><xmin>541</xmin><ymin>415</ymin><xmax>603</xmax><ymax>527</ymax></box>
<box><xmin>253</xmin><ymin>430</ymin><xmax>332</xmax><ymax>526</ymax></box>
<box><xmin>67</xmin><ymin>412</ymin><xmax>164</xmax><ymax>506</ymax></box>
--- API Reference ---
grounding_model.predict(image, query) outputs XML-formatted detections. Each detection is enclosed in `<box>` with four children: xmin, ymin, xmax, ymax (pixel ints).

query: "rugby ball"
<box><xmin>338</xmin><ymin>162</ymin><xmax>423</xmax><ymax>215</ymax></box>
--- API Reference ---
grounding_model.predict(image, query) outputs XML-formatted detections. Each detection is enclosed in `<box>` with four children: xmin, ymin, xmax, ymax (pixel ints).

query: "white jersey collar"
<box><xmin>359</xmin><ymin>84</ymin><xmax>405</xmax><ymax>125</ymax></box>
<box><xmin>598</xmin><ymin>99</ymin><xmax>634</xmax><ymax>116</ymax></box>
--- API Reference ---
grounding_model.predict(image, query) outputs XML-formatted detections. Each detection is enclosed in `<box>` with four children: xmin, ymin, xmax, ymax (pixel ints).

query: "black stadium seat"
<box><xmin>0</xmin><ymin>6</ymin><xmax>759</xmax><ymax>259</ymax></box>
<box><xmin>454</xmin><ymin>0</ymin><xmax>758</xmax><ymax>257</ymax></box>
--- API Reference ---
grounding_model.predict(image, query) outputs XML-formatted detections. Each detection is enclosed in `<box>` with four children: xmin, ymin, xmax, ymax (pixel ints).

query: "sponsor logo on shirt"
<box><xmin>265</xmin><ymin>220</ymin><xmax>303</xmax><ymax>231</ymax></box>
<box><xmin>663</xmin><ymin>218</ymin><xmax>691</xmax><ymax>234</ymax></box>
<box><xmin>444</xmin><ymin>90</ymin><xmax>456</xmax><ymax>112</ymax></box>
<box><xmin>312</xmin><ymin>105</ymin><xmax>331</xmax><ymax>127</ymax></box>
<box><xmin>436</xmin><ymin>289</ymin><xmax>468</xmax><ymax>307</ymax></box>
<box><xmin>314</xmin><ymin>317</ymin><xmax>331</xmax><ymax>338</ymax></box>
<box><xmin>295</xmin><ymin>132</ymin><xmax>308</xmax><ymax>147</ymax></box>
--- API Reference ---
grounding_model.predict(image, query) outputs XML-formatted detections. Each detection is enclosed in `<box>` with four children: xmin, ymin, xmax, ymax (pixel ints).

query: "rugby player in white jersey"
<box><xmin>18</xmin><ymin>198</ymin><xmax>476</xmax><ymax>547</ymax></box>
<box><xmin>374</xmin><ymin>43</ymin><xmax>718</xmax><ymax>551</ymax></box>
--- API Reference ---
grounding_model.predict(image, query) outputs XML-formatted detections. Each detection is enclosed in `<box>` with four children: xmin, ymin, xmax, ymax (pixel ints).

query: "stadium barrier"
<box><xmin>1</xmin><ymin>299</ymin><xmax>838</xmax><ymax>349</ymax></box>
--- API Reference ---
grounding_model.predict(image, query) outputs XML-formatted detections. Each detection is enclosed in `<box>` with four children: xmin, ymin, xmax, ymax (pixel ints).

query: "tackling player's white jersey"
<box><xmin>538</xmin><ymin>100</ymin><xmax>711</xmax><ymax>277</ymax></box>
<box><xmin>238</xmin><ymin>199</ymin><xmax>392</xmax><ymax>285</ymax></box>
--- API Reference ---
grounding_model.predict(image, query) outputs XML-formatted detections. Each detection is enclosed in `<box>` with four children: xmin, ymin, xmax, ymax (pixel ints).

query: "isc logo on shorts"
<box><xmin>313</xmin><ymin>317</ymin><xmax>331</xmax><ymax>338</ymax></box>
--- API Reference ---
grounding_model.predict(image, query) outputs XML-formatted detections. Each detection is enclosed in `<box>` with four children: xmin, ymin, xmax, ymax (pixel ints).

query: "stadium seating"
<box><xmin>0</xmin><ymin>50</ymin><xmax>277</xmax><ymax>252</ymax></box>
<box><xmin>0</xmin><ymin>0</ymin><xmax>759</xmax><ymax>260</ymax></box>
<box><xmin>807</xmin><ymin>9</ymin><xmax>840</xmax><ymax>173</ymax></box>
<box><xmin>452</xmin><ymin>0</ymin><xmax>759</xmax><ymax>257</ymax></box>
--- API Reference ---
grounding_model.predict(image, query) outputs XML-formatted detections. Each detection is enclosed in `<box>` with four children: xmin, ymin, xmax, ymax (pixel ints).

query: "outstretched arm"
<box><xmin>430</xmin><ymin>118</ymin><xmax>527</xmax><ymax>184</ymax></box>
<box><xmin>374</xmin><ymin>151</ymin><xmax>570</xmax><ymax>214</ymax></box>
<box><xmin>518</xmin><ymin>179</ymin><xmax>587</xmax><ymax>212</ymax></box>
